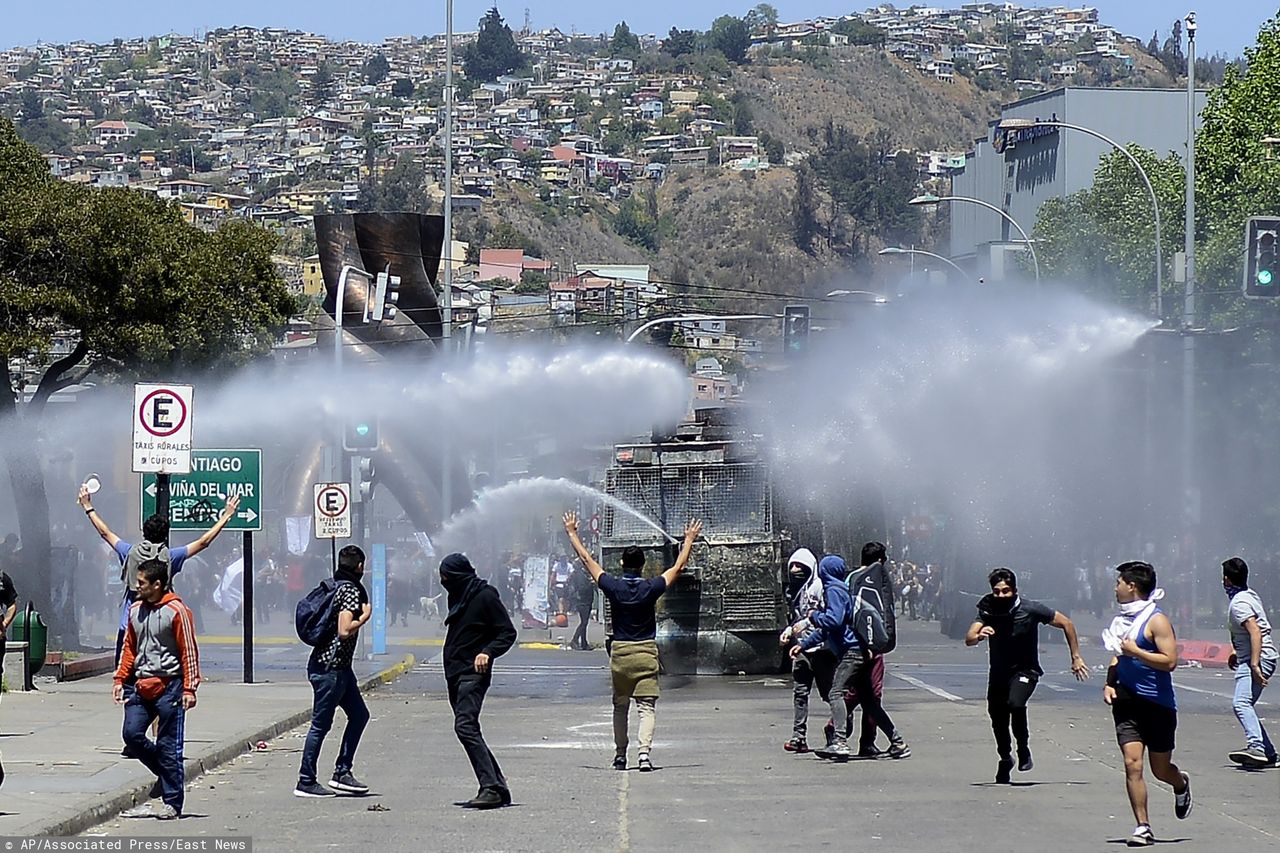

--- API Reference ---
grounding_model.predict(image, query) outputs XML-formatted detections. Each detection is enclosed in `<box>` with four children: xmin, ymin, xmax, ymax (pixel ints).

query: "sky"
<box><xmin>1</xmin><ymin>1</ymin><xmax>1273</xmax><ymax>58</ymax></box>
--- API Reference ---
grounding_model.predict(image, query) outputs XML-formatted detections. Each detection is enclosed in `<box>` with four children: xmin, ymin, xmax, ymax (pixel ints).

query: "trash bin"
<box><xmin>12</xmin><ymin>604</ymin><xmax>48</xmax><ymax>675</ymax></box>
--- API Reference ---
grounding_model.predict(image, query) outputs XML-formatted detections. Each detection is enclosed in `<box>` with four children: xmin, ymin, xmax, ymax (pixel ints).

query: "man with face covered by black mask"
<box><xmin>966</xmin><ymin>567</ymin><xmax>1089</xmax><ymax>783</ymax></box>
<box><xmin>440</xmin><ymin>553</ymin><xmax>518</xmax><ymax>809</ymax></box>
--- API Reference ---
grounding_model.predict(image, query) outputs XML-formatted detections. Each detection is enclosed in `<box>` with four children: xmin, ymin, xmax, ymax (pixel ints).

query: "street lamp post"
<box><xmin>997</xmin><ymin>117</ymin><xmax>1165</xmax><ymax>317</ymax></box>
<box><xmin>878</xmin><ymin>247</ymin><xmax>973</xmax><ymax>283</ymax></box>
<box><xmin>909</xmin><ymin>193</ymin><xmax>1041</xmax><ymax>284</ymax></box>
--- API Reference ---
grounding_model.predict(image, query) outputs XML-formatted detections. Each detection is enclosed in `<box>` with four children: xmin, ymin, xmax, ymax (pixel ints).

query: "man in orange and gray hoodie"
<box><xmin>112</xmin><ymin>558</ymin><xmax>201</xmax><ymax>820</ymax></box>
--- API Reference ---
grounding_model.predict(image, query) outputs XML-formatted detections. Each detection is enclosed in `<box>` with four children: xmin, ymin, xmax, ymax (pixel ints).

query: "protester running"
<box><xmin>1101</xmin><ymin>561</ymin><xmax>1192</xmax><ymax>847</ymax></box>
<box><xmin>1220</xmin><ymin>557</ymin><xmax>1278</xmax><ymax>767</ymax></box>
<box><xmin>965</xmin><ymin>567</ymin><xmax>1089</xmax><ymax>783</ymax></box>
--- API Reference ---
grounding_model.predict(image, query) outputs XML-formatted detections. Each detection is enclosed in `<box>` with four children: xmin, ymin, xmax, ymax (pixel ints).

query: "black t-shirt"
<box><xmin>0</xmin><ymin>571</ymin><xmax>16</xmax><ymax>610</ymax></box>
<box><xmin>976</xmin><ymin>595</ymin><xmax>1055</xmax><ymax>677</ymax></box>
<box><xmin>598</xmin><ymin>574</ymin><xmax>667</xmax><ymax>641</ymax></box>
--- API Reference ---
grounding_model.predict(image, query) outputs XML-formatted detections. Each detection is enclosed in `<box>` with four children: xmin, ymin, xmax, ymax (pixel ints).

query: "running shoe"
<box><xmin>784</xmin><ymin>737</ymin><xmax>810</xmax><ymax>754</ymax></box>
<box><xmin>1127</xmin><ymin>825</ymin><xmax>1154</xmax><ymax>847</ymax></box>
<box><xmin>1174</xmin><ymin>771</ymin><xmax>1192</xmax><ymax>819</ymax></box>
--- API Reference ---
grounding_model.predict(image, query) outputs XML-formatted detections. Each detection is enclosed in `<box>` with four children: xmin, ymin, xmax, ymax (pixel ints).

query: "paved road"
<box><xmin>83</xmin><ymin>623</ymin><xmax>1280</xmax><ymax>852</ymax></box>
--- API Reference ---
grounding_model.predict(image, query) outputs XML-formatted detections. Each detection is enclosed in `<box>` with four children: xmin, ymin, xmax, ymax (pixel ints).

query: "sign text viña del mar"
<box><xmin>141</xmin><ymin>449</ymin><xmax>262</xmax><ymax>531</ymax></box>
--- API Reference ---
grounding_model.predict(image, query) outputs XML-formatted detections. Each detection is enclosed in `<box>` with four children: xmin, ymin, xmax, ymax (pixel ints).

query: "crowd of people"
<box><xmin>2</xmin><ymin>485</ymin><xmax>1271</xmax><ymax>844</ymax></box>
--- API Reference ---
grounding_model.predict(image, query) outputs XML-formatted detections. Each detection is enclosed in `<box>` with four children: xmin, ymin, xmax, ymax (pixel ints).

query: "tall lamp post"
<box><xmin>909</xmin><ymin>193</ymin><xmax>1041</xmax><ymax>284</ymax></box>
<box><xmin>625</xmin><ymin>314</ymin><xmax>772</xmax><ymax>344</ymax></box>
<box><xmin>997</xmin><ymin>117</ymin><xmax>1165</xmax><ymax>317</ymax></box>
<box><xmin>878</xmin><ymin>246</ymin><xmax>974</xmax><ymax>283</ymax></box>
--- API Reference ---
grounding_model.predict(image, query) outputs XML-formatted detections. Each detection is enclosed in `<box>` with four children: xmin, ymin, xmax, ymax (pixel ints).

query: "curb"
<box><xmin>60</xmin><ymin>652</ymin><xmax>116</xmax><ymax>682</ymax></box>
<box><xmin>33</xmin><ymin>652</ymin><xmax>416</xmax><ymax>837</ymax></box>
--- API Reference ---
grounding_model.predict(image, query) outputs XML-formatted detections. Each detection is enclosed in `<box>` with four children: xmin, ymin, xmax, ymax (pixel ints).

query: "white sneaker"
<box><xmin>1127</xmin><ymin>825</ymin><xmax>1154</xmax><ymax>847</ymax></box>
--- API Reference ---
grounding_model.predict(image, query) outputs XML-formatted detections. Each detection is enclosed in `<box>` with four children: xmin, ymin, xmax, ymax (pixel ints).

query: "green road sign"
<box><xmin>141</xmin><ymin>448</ymin><xmax>262</xmax><ymax>531</ymax></box>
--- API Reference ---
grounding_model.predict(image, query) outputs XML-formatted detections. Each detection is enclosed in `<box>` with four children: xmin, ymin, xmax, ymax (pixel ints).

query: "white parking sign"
<box><xmin>314</xmin><ymin>483</ymin><xmax>352</xmax><ymax>539</ymax></box>
<box><xmin>132</xmin><ymin>383</ymin><xmax>193</xmax><ymax>474</ymax></box>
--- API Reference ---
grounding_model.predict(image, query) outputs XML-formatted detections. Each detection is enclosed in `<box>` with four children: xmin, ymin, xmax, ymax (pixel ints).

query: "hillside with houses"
<box><xmin>1</xmin><ymin>3</ymin><xmax>1183</xmax><ymax>365</ymax></box>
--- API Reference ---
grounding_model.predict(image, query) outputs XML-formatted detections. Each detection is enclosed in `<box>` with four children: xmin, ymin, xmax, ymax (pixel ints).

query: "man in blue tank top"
<box><xmin>1102</xmin><ymin>561</ymin><xmax>1192</xmax><ymax>848</ymax></box>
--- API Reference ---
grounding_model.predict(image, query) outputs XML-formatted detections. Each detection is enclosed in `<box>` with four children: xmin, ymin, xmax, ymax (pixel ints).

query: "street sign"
<box><xmin>132</xmin><ymin>383</ymin><xmax>194</xmax><ymax>474</ymax></box>
<box><xmin>370</xmin><ymin>543</ymin><xmax>387</xmax><ymax>655</ymax></box>
<box><xmin>314</xmin><ymin>483</ymin><xmax>352</xmax><ymax>539</ymax></box>
<box><xmin>141</xmin><ymin>449</ymin><xmax>262</xmax><ymax>531</ymax></box>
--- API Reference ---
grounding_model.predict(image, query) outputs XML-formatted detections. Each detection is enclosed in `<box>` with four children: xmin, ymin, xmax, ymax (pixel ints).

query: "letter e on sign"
<box><xmin>313</xmin><ymin>482</ymin><xmax>352</xmax><ymax>539</ymax></box>
<box><xmin>132</xmin><ymin>383</ymin><xmax>194</xmax><ymax>474</ymax></box>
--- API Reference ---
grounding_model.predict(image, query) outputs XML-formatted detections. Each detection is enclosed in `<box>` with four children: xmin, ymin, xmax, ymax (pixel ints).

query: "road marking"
<box><xmin>618</xmin><ymin>762</ymin><xmax>631</xmax><ymax>852</ymax></box>
<box><xmin>1174</xmin><ymin>681</ymin><xmax>1272</xmax><ymax>706</ymax></box>
<box><xmin>1040</xmin><ymin>682</ymin><xmax>1074</xmax><ymax>693</ymax></box>
<box><xmin>892</xmin><ymin>673</ymin><xmax>964</xmax><ymax>702</ymax></box>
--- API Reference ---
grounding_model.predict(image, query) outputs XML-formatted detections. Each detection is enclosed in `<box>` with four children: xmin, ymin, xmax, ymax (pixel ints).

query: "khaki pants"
<box><xmin>613</xmin><ymin>695</ymin><xmax>657</xmax><ymax>757</ymax></box>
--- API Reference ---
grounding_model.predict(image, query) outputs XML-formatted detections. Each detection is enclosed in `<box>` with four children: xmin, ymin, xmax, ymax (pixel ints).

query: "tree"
<box><xmin>791</xmin><ymin>164</ymin><xmax>819</xmax><ymax>253</ymax></box>
<box><xmin>708</xmin><ymin>16</ymin><xmax>751</xmax><ymax>64</ymax></box>
<box><xmin>832</xmin><ymin>18</ymin><xmax>887</xmax><ymax>47</ymax></box>
<box><xmin>311</xmin><ymin>61</ymin><xmax>335</xmax><ymax>101</ymax></box>
<box><xmin>356</xmin><ymin>153</ymin><xmax>433</xmax><ymax>213</ymax></box>
<box><xmin>363</xmin><ymin>52</ymin><xmax>390</xmax><ymax>85</ymax></box>
<box><xmin>19</xmin><ymin>90</ymin><xmax>44</xmax><ymax>122</ymax></box>
<box><xmin>463</xmin><ymin>7</ymin><xmax>527</xmax><ymax>83</ymax></box>
<box><xmin>611</xmin><ymin>22</ymin><xmax>641</xmax><ymax>58</ymax></box>
<box><xmin>744</xmin><ymin>4</ymin><xmax>779</xmax><ymax>34</ymax></box>
<box><xmin>662</xmin><ymin>27</ymin><xmax>699</xmax><ymax>58</ymax></box>
<box><xmin>390</xmin><ymin>77</ymin><xmax>415</xmax><ymax>98</ymax></box>
<box><xmin>0</xmin><ymin>118</ymin><xmax>297</xmax><ymax>645</ymax></box>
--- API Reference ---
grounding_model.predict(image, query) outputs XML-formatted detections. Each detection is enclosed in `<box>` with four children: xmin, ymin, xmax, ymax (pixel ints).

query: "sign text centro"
<box><xmin>132</xmin><ymin>383</ymin><xmax>194</xmax><ymax>474</ymax></box>
<box><xmin>142</xmin><ymin>449</ymin><xmax>262</xmax><ymax>531</ymax></box>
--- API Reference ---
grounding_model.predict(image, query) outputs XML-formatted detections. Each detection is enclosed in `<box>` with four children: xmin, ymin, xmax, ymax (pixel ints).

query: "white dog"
<box><xmin>419</xmin><ymin>592</ymin><xmax>445</xmax><ymax>622</ymax></box>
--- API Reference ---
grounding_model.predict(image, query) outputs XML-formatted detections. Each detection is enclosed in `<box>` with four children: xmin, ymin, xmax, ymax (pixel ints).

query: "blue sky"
<box><xmin>3</xmin><ymin>1</ymin><xmax>1273</xmax><ymax>59</ymax></box>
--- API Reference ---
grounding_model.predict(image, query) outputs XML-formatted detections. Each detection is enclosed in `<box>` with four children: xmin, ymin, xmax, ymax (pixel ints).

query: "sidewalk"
<box><xmin>0</xmin><ymin>652</ymin><xmax>415</xmax><ymax>837</ymax></box>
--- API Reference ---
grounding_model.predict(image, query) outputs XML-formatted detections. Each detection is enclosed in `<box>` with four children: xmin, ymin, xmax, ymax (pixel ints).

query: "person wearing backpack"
<box><xmin>965</xmin><ymin>567</ymin><xmax>1089</xmax><ymax>783</ymax></box>
<box><xmin>793</xmin><ymin>549</ymin><xmax>910</xmax><ymax>762</ymax></box>
<box><xmin>294</xmin><ymin>545</ymin><xmax>372</xmax><ymax>799</ymax></box>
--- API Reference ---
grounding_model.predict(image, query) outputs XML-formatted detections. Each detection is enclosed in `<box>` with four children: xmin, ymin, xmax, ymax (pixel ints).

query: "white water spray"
<box><xmin>434</xmin><ymin>476</ymin><xmax>677</xmax><ymax>552</ymax></box>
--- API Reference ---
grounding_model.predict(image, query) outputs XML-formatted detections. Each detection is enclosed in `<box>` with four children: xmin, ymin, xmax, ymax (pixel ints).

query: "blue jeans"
<box><xmin>298</xmin><ymin>662</ymin><xmax>369</xmax><ymax>784</ymax></box>
<box><xmin>121</xmin><ymin>677</ymin><xmax>186</xmax><ymax>813</ymax></box>
<box><xmin>1234</xmin><ymin>658</ymin><xmax>1278</xmax><ymax>758</ymax></box>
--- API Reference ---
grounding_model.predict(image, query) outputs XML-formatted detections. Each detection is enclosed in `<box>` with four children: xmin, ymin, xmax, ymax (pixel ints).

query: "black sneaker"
<box><xmin>1017</xmin><ymin>748</ymin><xmax>1033</xmax><ymax>772</ymax></box>
<box><xmin>1174</xmin><ymin>771</ymin><xmax>1192</xmax><ymax>819</ymax></box>
<box><xmin>462</xmin><ymin>788</ymin><xmax>506</xmax><ymax>809</ymax></box>
<box><xmin>1229</xmin><ymin>747</ymin><xmax>1272</xmax><ymax>767</ymax></box>
<box><xmin>148</xmin><ymin>778</ymin><xmax>162</xmax><ymax>800</ymax></box>
<box><xmin>329</xmin><ymin>772</ymin><xmax>369</xmax><ymax>794</ymax></box>
<box><xmin>612</xmin><ymin>755</ymin><xmax>627</xmax><ymax>771</ymax></box>
<box><xmin>856</xmin><ymin>745</ymin><xmax>884</xmax><ymax>759</ymax></box>
<box><xmin>996</xmin><ymin>757</ymin><xmax>1014</xmax><ymax>784</ymax></box>
<box><xmin>294</xmin><ymin>780</ymin><xmax>336</xmax><ymax>798</ymax></box>
<box><xmin>638</xmin><ymin>754</ymin><xmax>654</xmax><ymax>772</ymax></box>
<box><xmin>887</xmin><ymin>738</ymin><xmax>911</xmax><ymax>759</ymax></box>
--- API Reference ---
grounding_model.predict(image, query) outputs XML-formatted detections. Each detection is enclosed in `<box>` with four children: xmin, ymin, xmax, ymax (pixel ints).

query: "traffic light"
<box><xmin>351</xmin><ymin>454</ymin><xmax>376</xmax><ymax>503</ymax></box>
<box><xmin>1245</xmin><ymin>216</ymin><xmax>1280</xmax><ymax>297</ymax></box>
<box><xmin>343</xmin><ymin>417</ymin><xmax>379</xmax><ymax>451</ymax></box>
<box><xmin>365</xmin><ymin>266</ymin><xmax>401</xmax><ymax>323</ymax></box>
<box><xmin>783</xmin><ymin>305</ymin><xmax>810</xmax><ymax>357</ymax></box>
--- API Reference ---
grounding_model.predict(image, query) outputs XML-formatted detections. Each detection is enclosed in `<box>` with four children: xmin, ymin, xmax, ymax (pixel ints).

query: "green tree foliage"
<box><xmin>312</xmin><ymin>61</ymin><xmax>335</xmax><ymax>100</ymax></box>
<box><xmin>516</xmin><ymin>270</ymin><xmax>551</xmax><ymax>293</ymax></box>
<box><xmin>744</xmin><ymin>4</ymin><xmax>778</xmax><ymax>34</ymax></box>
<box><xmin>463</xmin><ymin>7</ymin><xmax>527</xmax><ymax>83</ymax></box>
<box><xmin>611</xmin><ymin>22</ymin><xmax>641</xmax><ymax>58</ymax></box>
<box><xmin>807</xmin><ymin>124</ymin><xmax>921</xmax><ymax>253</ymax></box>
<box><xmin>19</xmin><ymin>90</ymin><xmax>44</xmax><ymax>121</ymax></box>
<box><xmin>356</xmin><ymin>153</ymin><xmax>433</xmax><ymax>213</ymax></box>
<box><xmin>662</xmin><ymin>27</ymin><xmax>699</xmax><ymax>58</ymax></box>
<box><xmin>363</xmin><ymin>52</ymin><xmax>390</xmax><ymax>85</ymax></box>
<box><xmin>791</xmin><ymin>163</ymin><xmax>819</xmax><ymax>253</ymax></box>
<box><xmin>0</xmin><ymin>118</ymin><xmax>297</xmax><ymax>641</ymax></box>
<box><xmin>832</xmin><ymin>17</ymin><xmax>888</xmax><ymax>47</ymax></box>
<box><xmin>390</xmin><ymin>77</ymin><xmax>415</xmax><ymax>98</ymax></box>
<box><xmin>614</xmin><ymin>188</ymin><xmax>667</xmax><ymax>250</ymax></box>
<box><xmin>708</xmin><ymin>16</ymin><xmax>751</xmax><ymax>64</ymax></box>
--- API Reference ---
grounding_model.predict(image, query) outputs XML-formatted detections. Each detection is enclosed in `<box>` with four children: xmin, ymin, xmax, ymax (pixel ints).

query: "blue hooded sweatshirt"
<box><xmin>798</xmin><ymin>555</ymin><xmax>861</xmax><ymax>657</ymax></box>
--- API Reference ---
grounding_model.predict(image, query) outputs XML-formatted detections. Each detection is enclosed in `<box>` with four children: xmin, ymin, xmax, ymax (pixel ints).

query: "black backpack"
<box><xmin>295</xmin><ymin>579</ymin><xmax>342</xmax><ymax>647</ymax></box>
<box><xmin>848</xmin><ymin>561</ymin><xmax>897</xmax><ymax>655</ymax></box>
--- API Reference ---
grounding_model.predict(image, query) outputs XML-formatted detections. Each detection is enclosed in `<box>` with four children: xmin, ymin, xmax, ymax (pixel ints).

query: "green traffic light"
<box><xmin>1260</xmin><ymin>270</ymin><xmax>1275</xmax><ymax>286</ymax></box>
<box><xmin>355</xmin><ymin>423</ymin><xmax>370</xmax><ymax>436</ymax></box>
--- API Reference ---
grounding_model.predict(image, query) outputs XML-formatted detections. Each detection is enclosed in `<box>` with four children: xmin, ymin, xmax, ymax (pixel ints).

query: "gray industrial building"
<box><xmin>950</xmin><ymin>87</ymin><xmax>1208</xmax><ymax>276</ymax></box>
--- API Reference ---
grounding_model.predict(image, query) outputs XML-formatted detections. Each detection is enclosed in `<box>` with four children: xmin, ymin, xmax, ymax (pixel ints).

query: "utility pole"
<box><xmin>1183</xmin><ymin>11</ymin><xmax>1199</xmax><ymax>636</ymax></box>
<box><xmin>442</xmin><ymin>0</ymin><xmax>455</xmax><ymax>521</ymax></box>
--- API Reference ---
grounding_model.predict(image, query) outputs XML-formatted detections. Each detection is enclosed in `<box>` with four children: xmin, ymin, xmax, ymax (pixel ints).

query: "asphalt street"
<box><xmin>82</xmin><ymin>622</ymin><xmax>1280</xmax><ymax>852</ymax></box>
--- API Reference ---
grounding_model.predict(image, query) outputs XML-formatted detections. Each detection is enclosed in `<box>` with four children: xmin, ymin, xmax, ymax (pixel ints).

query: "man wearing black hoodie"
<box><xmin>440</xmin><ymin>553</ymin><xmax>518</xmax><ymax>809</ymax></box>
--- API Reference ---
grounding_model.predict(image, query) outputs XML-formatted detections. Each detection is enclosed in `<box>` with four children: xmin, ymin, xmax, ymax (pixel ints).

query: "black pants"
<box><xmin>987</xmin><ymin>670</ymin><xmax>1038</xmax><ymax>758</ymax></box>
<box><xmin>448</xmin><ymin>671</ymin><xmax>507</xmax><ymax>794</ymax></box>
<box><xmin>572</xmin><ymin>604</ymin><xmax>592</xmax><ymax>649</ymax></box>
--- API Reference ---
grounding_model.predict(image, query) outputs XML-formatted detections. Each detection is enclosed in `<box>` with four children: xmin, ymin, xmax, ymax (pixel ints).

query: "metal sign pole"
<box><xmin>243</xmin><ymin>530</ymin><xmax>254</xmax><ymax>684</ymax></box>
<box><xmin>156</xmin><ymin>474</ymin><xmax>170</xmax><ymax>541</ymax></box>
